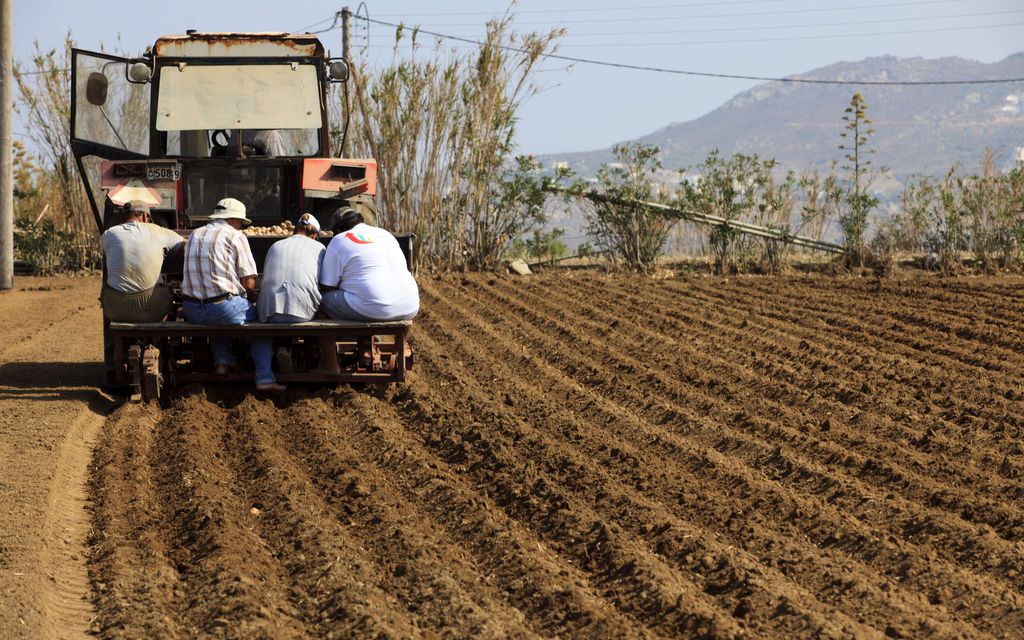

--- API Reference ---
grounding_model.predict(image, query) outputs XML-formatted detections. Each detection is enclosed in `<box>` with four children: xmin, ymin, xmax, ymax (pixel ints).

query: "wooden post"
<box><xmin>340</xmin><ymin>6</ymin><xmax>351</xmax><ymax>158</ymax></box>
<box><xmin>0</xmin><ymin>0</ymin><xmax>13</xmax><ymax>289</ymax></box>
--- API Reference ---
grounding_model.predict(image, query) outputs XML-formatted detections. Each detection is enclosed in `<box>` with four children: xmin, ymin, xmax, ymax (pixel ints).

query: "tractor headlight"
<box><xmin>128</xmin><ymin>62</ymin><xmax>152</xmax><ymax>83</ymax></box>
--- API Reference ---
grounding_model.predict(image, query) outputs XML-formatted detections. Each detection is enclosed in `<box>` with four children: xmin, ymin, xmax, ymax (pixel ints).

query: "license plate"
<box><xmin>146</xmin><ymin>163</ymin><xmax>181</xmax><ymax>182</ymax></box>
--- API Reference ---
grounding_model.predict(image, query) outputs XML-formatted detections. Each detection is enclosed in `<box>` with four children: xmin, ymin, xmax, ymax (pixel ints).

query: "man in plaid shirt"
<box><xmin>182</xmin><ymin>198</ymin><xmax>285</xmax><ymax>392</ymax></box>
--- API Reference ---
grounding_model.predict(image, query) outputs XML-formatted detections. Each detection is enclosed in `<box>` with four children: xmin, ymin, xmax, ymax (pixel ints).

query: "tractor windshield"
<box><xmin>156</xmin><ymin>63</ymin><xmax>323</xmax><ymax>157</ymax></box>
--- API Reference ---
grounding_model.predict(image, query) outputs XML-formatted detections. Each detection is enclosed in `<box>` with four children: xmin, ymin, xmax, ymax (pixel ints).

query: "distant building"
<box><xmin>1002</xmin><ymin>94</ymin><xmax>1021</xmax><ymax>115</ymax></box>
<box><xmin>1016</xmin><ymin>147</ymin><xmax>1024</xmax><ymax>166</ymax></box>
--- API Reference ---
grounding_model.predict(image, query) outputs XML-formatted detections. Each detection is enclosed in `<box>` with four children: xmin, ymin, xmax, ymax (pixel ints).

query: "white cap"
<box><xmin>297</xmin><ymin>212</ymin><xmax>320</xmax><ymax>232</ymax></box>
<box><xmin>209</xmin><ymin>198</ymin><xmax>252</xmax><ymax>227</ymax></box>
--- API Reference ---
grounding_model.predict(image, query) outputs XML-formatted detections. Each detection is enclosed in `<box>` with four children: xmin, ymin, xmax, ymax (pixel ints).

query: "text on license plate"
<box><xmin>146</xmin><ymin>163</ymin><xmax>181</xmax><ymax>182</ymax></box>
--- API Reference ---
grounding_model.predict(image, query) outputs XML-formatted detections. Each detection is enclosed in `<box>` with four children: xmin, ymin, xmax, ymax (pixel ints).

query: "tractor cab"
<box><xmin>70</xmin><ymin>32</ymin><xmax>377</xmax><ymax>242</ymax></box>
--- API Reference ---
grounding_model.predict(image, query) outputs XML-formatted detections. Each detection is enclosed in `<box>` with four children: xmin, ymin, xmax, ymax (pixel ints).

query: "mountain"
<box><xmin>541</xmin><ymin>53</ymin><xmax>1024</xmax><ymax>186</ymax></box>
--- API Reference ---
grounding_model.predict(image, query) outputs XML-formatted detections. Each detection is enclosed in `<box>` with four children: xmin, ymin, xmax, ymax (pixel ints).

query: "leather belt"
<box><xmin>182</xmin><ymin>293</ymin><xmax>232</xmax><ymax>304</ymax></box>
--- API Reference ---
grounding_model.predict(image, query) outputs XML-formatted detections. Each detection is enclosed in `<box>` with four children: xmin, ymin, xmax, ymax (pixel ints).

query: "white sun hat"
<box><xmin>209</xmin><ymin>197</ymin><xmax>252</xmax><ymax>227</ymax></box>
<box><xmin>297</xmin><ymin>212</ymin><xmax>321</xmax><ymax>232</ymax></box>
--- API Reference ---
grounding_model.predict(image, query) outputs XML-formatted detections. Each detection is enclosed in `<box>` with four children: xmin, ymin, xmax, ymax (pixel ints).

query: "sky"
<box><xmin>11</xmin><ymin>0</ymin><xmax>1024</xmax><ymax>156</ymax></box>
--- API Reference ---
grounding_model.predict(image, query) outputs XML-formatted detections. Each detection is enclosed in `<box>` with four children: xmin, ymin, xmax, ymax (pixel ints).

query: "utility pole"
<box><xmin>0</xmin><ymin>0</ymin><xmax>13</xmax><ymax>290</ymax></box>
<box><xmin>340</xmin><ymin>6</ymin><xmax>351</xmax><ymax>158</ymax></box>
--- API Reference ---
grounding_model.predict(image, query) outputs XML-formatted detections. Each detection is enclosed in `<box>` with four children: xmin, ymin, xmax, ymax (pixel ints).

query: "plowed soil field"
<box><xmin>3</xmin><ymin>272</ymin><xmax>1024</xmax><ymax>639</ymax></box>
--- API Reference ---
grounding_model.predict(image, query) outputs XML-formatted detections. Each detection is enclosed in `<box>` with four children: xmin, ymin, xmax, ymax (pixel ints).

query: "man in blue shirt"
<box><xmin>256</xmin><ymin>213</ymin><xmax>336</xmax><ymax>378</ymax></box>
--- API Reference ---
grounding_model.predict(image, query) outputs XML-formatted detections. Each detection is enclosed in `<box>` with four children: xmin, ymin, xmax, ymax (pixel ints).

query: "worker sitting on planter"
<box><xmin>99</xmin><ymin>200</ymin><xmax>185</xmax><ymax>393</ymax></box>
<box><xmin>181</xmin><ymin>197</ymin><xmax>284</xmax><ymax>392</ymax></box>
<box><xmin>256</xmin><ymin>213</ymin><xmax>337</xmax><ymax>375</ymax></box>
<box><xmin>99</xmin><ymin>200</ymin><xmax>184</xmax><ymax>322</ymax></box>
<box><xmin>318</xmin><ymin>208</ymin><xmax>419</xmax><ymax>373</ymax></box>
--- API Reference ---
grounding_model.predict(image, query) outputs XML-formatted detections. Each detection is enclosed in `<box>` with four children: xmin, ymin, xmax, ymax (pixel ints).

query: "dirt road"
<box><xmin>3</xmin><ymin>271</ymin><xmax>1024</xmax><ymax>638</ymax></box>
<box><xmin>0</xmin><ymin>276</ymin><xmax>112</xmax><ymax>639</ymax></box>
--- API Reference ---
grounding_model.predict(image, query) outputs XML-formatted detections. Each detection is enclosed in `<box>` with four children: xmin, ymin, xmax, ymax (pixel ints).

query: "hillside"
<box><xmin>542</xmin><ymin>53</ymin><xmax>1024</xmax><ymax>182</ymax></box>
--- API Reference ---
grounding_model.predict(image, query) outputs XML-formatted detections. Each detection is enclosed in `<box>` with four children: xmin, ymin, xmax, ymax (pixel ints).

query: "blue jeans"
<box><xmin>183</xmin><ymin>295</ymin><xmax>274</xmax><ymax>384</ymax></box>
<box><xmin>322</xmin><ymin>289</ymin><xmax>417</xmax><ymax>321</ymax></box>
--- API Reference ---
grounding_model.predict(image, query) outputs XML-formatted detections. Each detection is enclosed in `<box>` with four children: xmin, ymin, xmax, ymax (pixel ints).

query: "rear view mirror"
<box><xmin>85</xmin><ymin>72</ymin><xmax>108</xmax><ymax>106</ymax></box>
<box><xmin>327</xmin><ymin>59</ymin><xmax>349</xmax><ymax>83</ymax></box>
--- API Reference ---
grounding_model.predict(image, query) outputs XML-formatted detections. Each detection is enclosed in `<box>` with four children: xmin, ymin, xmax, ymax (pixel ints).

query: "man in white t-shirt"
<box><xmin>319</xmin><ymin>209</ymin><xmax>419</xmax><ymax>322</ymax></box>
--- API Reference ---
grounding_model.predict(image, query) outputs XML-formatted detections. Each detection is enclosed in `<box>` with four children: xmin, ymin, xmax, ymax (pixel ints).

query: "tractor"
<box><xmin>69</xmin><ymin>32</ymin><xmax>412</xmax><ymax>402</ymax></box>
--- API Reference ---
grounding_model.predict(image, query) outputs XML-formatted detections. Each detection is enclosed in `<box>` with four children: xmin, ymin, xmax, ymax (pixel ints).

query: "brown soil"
<box><xmin>4</xmin><ymin>271</ymin><xmax>1024</xmax><ymax>638</ymax></box>
<box><xmin>0</xmin><ymin>275</ymin><xmax>114</xmax><ymax>639</ymax></box>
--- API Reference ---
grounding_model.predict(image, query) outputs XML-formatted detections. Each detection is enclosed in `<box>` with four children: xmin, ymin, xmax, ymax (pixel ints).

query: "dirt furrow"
<box><xmin>63</xmin><ymin>271</ymin><xmax>1024</xmax><ymax>640</ymax></box>
<box><xmin>460</xmin><ymin>272</ymin><xmax>1019</xmax><ymax>634</ymax></box>
<box><xmin>493</xmin><ymin>273</ymin><xmax>1024</xmax><ymax>540</ymax></box>
<box><xmin>419</xmin><ymin>279</ymin><xmax>924</xmax><ymax>638</ymax></box>
<box><xmin>410</xmin><ymin>299</ymin><xmax>772</xmax><ymax>638</ymax></box>
<box><xmin>672</xmin><ymin>277</ymin><xmax>1024</xmax><ymax>458</ymax></box>
<box><xmin>266</xmin><ymin>395</ymin><xmax>537</xmax><ymax>637</ymax></box>
<box><xmin>285</xmin><ymin>387</ymin><xmax>654</xmax><ymax>638</ymax></box>
<box><xmin>591</xmin><ymin>276</ymin><xmax>1024</xmax><ymax>507</ymax></box>
<box><xmin>89</xmin><ymin>405</ymin><xmax>192</xmax><ymax>639</ymax></box>
<box><xmin>699</xmin><ymin>277</ymin><xmax>1024</xmax><ymax>382</ymax></box>
<box><xmin>213</xmin><ymin>392</ymin><xmax>431</xmax><ymax>638</ymax></box>
<box><xmin>147</xmin><ymin>395</ymin><xmax>309</xmax><ymax>637</ymax></box>
<box><xmin>571</xmin><ymin>274</ymin><xmax>1024</xmax><ymax>502</ymax></box>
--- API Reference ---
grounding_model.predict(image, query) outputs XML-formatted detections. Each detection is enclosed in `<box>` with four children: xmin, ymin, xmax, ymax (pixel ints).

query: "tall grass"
<box><xmin>13</xmin><ymin>36</ymin><xmax>99</xmax><ymax>271</ymax></box>
<box><xmin>883</xmin><ymin>155</ymin><xmax>1024</xmax><ymax>272</ymax></box>
<box><xmin>344</xmin><ymin>17</ymin><xmax>563</xmax><ymax>270</ymax></box>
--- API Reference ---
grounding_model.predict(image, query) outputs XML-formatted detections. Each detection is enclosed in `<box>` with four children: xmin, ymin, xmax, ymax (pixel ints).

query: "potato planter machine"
<box><xmin>111</xmin><ymin>319</ymin><xmax>412</xmax><ymax>402</ymax></box>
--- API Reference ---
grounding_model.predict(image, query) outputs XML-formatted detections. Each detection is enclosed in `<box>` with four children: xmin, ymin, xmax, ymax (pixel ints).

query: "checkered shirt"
<box><xmin>181</xmin><ymin>220</ymin><xmax>258</xmax><ymax>299</ymax></box>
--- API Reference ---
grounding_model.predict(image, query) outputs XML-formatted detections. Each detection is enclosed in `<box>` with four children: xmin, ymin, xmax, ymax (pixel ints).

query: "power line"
<box><xmin>553</xmin><ymin>21</ymin><xmax>1024</xmax><ymax>47</ymax></box>
<box><xmin>294</xmin><ymin>16</ymin><xmax>338</xmax><ymax>33</ymax></box>
<box><xmin>363</xmin><ymin>16</ymin><xmax>1024</xmax><ymax>85</ymax></box>
<box><xmin>372</xmin><ymin>0</ymin><xmax>954</xmax><ymax>17</ymax></box>
<box><xmin>393</xmin><ymin>0</ymin><xmax>967</xmax><ymax>27</ymax></box>
<box><xmin>363</xmin><ymin>9</ymin><xmax>1024</xmax><ymax>38</ymax></box>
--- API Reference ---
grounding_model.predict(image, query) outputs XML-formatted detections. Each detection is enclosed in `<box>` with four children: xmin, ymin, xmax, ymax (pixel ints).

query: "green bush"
<box><xmin>14</xmin><ymin>217</ymin><xmax>98</xmax><ymax>275</ymax></box>
<box><xmin>678</xmin><ymin>150</ymin><xmax>771</xmax><ymax>273</ymax></box>
<box><xmin>505</xmin><ymin>228</ymin><xmax>569</xmax><ymax>265</ymax></box>
<box><xmin>583</xmin><ymin>143</ymin><xmax>676</xmax><ymax>273</ymax></box>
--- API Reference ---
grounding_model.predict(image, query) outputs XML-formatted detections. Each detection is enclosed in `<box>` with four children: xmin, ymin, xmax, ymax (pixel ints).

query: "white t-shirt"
<box><xmin>320</xmin><ymin>223</ymin><xmax>419</xmax><ymax>320</ymax></box>
<box><xmin>100</xmin><ymin>222</ymin><xmax>184</xmax><ymax>293</ymax></box>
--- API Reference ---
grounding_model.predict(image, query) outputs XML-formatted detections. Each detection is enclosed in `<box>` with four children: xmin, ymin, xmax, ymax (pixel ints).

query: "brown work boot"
<box><xmin>255</xmin><ymin>382</ymin><xmax>287</xmax><ymax>392</ymax></box>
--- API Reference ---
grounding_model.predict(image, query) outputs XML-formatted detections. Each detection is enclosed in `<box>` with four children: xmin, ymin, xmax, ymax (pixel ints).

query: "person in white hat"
<box><xmin>181</xmin><ymin>197</ymin><xmax>284</xmax><ymax>391</ymax></box>
<box><xmin>255</xmin><ymin>213</ymin><xmax>334</xmax><ymax>376</ymax></box>
<box><xmin>257</xmin><ymin>213</ymin><xmax>325</xmax><ymax>323</ymax></box>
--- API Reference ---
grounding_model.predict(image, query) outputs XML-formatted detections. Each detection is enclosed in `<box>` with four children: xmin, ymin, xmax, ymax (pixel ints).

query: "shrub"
<box><xmin>13</xmin><ymin>35</ymin><xmax>102</xmax><ymax>271</ymax></box>
<box><xmin>583</xmin><ymin>143</ymin><xmax>676</xmax><ymax>273</ymax></box>
<box><xmin>14</xmin><ymin>217</ymin><xmax>90</xmax><ymax>275</ymax></box>
<box><xmin>678</xmin><ymin>150</ymin><xmax>770</xmax><ymax>273</ymax></box>
<box><xmin>961</xmin><ymin>150</ymin><xmax>1024</xmax><ymax>270</ymax></box>
<box><xmin>506</xmin><ymin>228</ymin><xmax>569</xmax><ymax>265</ymax></box>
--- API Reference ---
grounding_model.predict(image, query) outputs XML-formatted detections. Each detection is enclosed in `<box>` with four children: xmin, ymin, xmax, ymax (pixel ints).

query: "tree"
<box><xmin>346</xmin><ymin>16</ymin><xmax>564</xmax><ymax>270</ymax></box>
<box><xmin>12</xmin><ymin>36</ymin><xmax>98</xmax><ymax>270</ymax></box>
<box><xmin>583</xmin><ymin>143</ymin><xmax>676</xmax><ymax>273</ymax></box>
<box><xmin>678</xmin><ymin>150</ymin><xmax>769</xmax><ymax>273</ymax></box>
<box><xmin>837</xmin><ymin>92</ymin><xmax>882</xmax><ymax>268</ymax></box>
<box><xmin>469</xmin><ymin>155</ymin><xmax>571</xmax><ymax>270</ymax></box>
